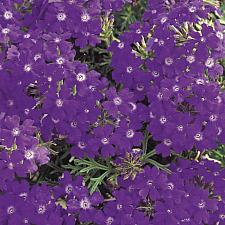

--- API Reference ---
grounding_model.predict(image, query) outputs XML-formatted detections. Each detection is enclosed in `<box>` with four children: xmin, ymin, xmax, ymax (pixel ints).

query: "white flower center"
<box><xmin>24</xmin><ymin>219</ymin><xmax>29</xmax><ymax>224</ymax></box>
<box><xmin>2</xmin><ymin>28</ymin><xmax>10</xmax><ymax>34</ymax></box>
<box><xmin>4</xmin><ymin>11</ymin><xmax>13</xmax><ymax>20</ymax></box>
<box><xmin>160</xmin><ymin>17</ymin><xmax>168</xmax><ymax>24</ymax></box>
<box><xmin>172</xmin><ymin>85</ymin><xmax>180</xmax><ymax>92</ymax></box>
<box><xmin>70</xmin><ymin>121</ymin><xmax>77</xmax><ymax>128</ymax></box>
<box><xmin>177</xmin><ymin>125</ymin><xmax>184</xmax><ymax>132</ymax></box>
<box><xmin>167</xmin><ymin>182</ymin><xmax>174</xmax><ymax>190</ymax></box>
<box><xmin>7</xmin><ymin>206</ymin><xmax>15</xmax><ymax>215</ymax></box>
<box><xmin>216</xmin><ymin>31</ymin><xmax>224</xmax><ymax>40</ymax></box>
<box><xmin>186</xmin><ymin>55</ymin><xmax>195</xmax><ymax>64</ymax></box>
<box><xmin>194</xmin><ymin>133</ymin><xmax>203</xmax><ymax>141</ymax></box>
<box><xmin>76</xmin><ymin>73</ymin><xmax>86</xmax><ymax>82</ymax></box>
<box><xmin>216</xmin><ymin>95</ymin><xmax>222</xmax><ymax>103</ymax></box>
<box><xmin>152</xmin><ymin>70</ymin><xmax>160</xmax><ymax>77</ymax></box>
<box><xmin>55</xmin><ymin>98</ymin><xmax>64</xmax><ymax>107</ymax></box>
<box><xmin>118</xmin><ymin>42</ymin><xmax>124</xmax><ymax>49</ymax></box>
<box><xmin>205</xmin><ymin>57</ymin><xmax>214</xmax><ymax>68</ymax></box>
<box><xmin>81</xmin><ymin>12</ymin><xmax>90</xmax><ymax>22</ymax></box>
<box><xmin>159</xmin><ymin>116</ymin><xmax>167</xmax><ymax>124</ymax></box>
<box><xmin>198</xmin><ymin>200</ymin><xmax>206</xmax><ymax>209</ymax></box>
<box><xmin>38</xmin><ymin>205</ymin><xmax>46</xmax><ymax>214</ymax></box>
<box><xmin>24</xmin><ymin>150</ymin><xmax>35</xmax><ymax>160</ymax></box>
<box><xmin>89</xmin><ymin>85</ymin><xmax>96</xmax><ymax>91</ymax></box>
<box><xmin>65</xmin><ymin>184</ymin><xmax>73</xmax><ymax>194</ymax></box>
<box><xmin>158</xmin><ymin>40</ymin><xmax>164</xmax><ymax>46</ymax></box>
<box><xmin>56</xmin><ymin>57</ymin><xmax>65</xmax><ymax>65</ymax></box>
<box><xmin>54</xmin><ymin>37</ymin><xmax>61</xmax><ymax>43</ymax></box>
<box><xmin>126</xmin><ymin>129</ymin><xmax>135</xmax><ymax>138</ymax></box>
<box><xmin>106</xmin><ymin>217</ymin><xmax>114</xmax><ymax>225</ymax></box>
<box><xmin>219</xmin><ymin>214</ymin><xmax>225</xmax><ymax>220</ymax></box>
<box><xmin>165</xmin><ymin>57</ymin><xmax>173</xmax><ymax>66</ymax></box>
<box><xmin>213</xmin><ymin>171</ymin><xmax>220</xmax><ymax>176</ymax></box>
<box><xmin>147</xmin><ymin>179</ymin><xmax>153</xmax><ymax>186</ymax></box>
<box><xmin>52</xmin><ymin>118</ymin><xmax>60</xmax><ymax>124</ymax></box>
<box><xmin>113</xmin><ymin>97</ymin><xmax>122</xmax><ymax>106</ymax></box>
<box><xmin>136</xmin><ymin>29</ymin><xmax>141</xmax><ymax>34</ymax></box>
<box><xmin>12</xmin><ymin>127</ymin><xmax>21</xmax><ymax>137</ymax></box>
<box><xmin>196</xmin><ymin>79</ymin><xmax>204</xmax><ymax>85</ymax></box>
<box><xmin>181</xmin><ymin>218</ymin><xmax>191</xmax><ymax>222</ymax></box>
<box><xmin>24</xmin><ymin>33</ymin><xmax>31</xmax><ymax>39</ymax></box>
<box><xmin>101</xmin><ymin>138</ymin><xmax>109</xmax><ymax>145</ymax></box>
<box><xmin>189</xmin><ymin>6</ymin><xmax>196</xmax><ymax>12</ymax></box>
<box><xmin>19</xmin><ymin>192</ymin><xmax>28</xmax><ymax>199</ymax></box>
<box><xmin>24</xmin><ymin>111</ymin><xmax>33</xmax><ymax>123</ymax></box>
<box><xmin>57</xmin><ymin>12</ymin><xmax>66</xmax><ymax>21</ymax></box>
<box><xmin>126</xmin><ymin>66</ymin><xmax>133</xmax><ymax>73</ymax></box>
<box><xmin>136</xmin><ymin>84</ymin><xmax>144</xmax><ymax>91</ymax></box>
<box><xmin>83</xmin><ymin>31</ymin><xmax>90</xmax><ymax>37</ymax></box>
<box><xmin>185</xmin><ymin>193</ymin><xmax>190</xmax><ymax>198</ymax></box>
<box><xmin>209</xmin><ymin>114</ymin><xmax>218</xmax><ymax>122</ymax></box>
<box><xmin>129</xmin><ymin>102</ymin><xmax>137</xmax><ymax>111</ymax></box>
<box><xmin>8</xmin><ymin>162</ymin><xmax>14</xmax><ymax>170</ymax></box>
<box><xmin>7</xmin><ymin>99</ymin><xmax>14</xmax><ymax>106</ymax></box>
<box><xmin>163</xmin><ymin>138</ymin><xmax>172</xmax><ymax>146</ymax></box>
<box><xmin>24</xmin><ymin>64</ymin><xmax>32</xmax><ymax>72</ymax></box>
<box><xmin>149</xmin><ymin>112</ymin><xmax>155</xmax><ymax>118</ymax></box>
<box><xmin>34</xmin><ymin>53</ymin><xmax>42</xmax><ymax>61</ymax></box>
<box><xmin>132</xmin><ymin>148</ymin><xmax>141</xmax><ymax>154</ymax></box>
<box><xmin>157</xmin><ymin>92</ymin><xmax>163</xmax><ymax>100</ymax></box>
<box><xmin>80</xmin><ymin>197</ymin><xmax>91</xmax><ymax>210</ymax></box>
<box><xmin>78</xmin><ymin>141</ymin><xmax>86</xmax><ymax>149</ymax></box>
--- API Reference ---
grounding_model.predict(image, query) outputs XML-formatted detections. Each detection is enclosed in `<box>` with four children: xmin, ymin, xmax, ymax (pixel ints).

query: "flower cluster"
<box><xmin>0</xmin><ymin>0</ymin><xmax>224</xmax><ymax>224</ymax></box>
<box><xmin>0</xmin><ymin>115</ymin><xmax>50</xmax><ymax>190</ymax></box>
<box><xmin>0</xmin><ymin>178</ymin><xmax>76</xmax><ymax>225</ymax></box>
<box><xmin>1</xmin><ymin>160</ymin><xmax>224</xmax><ymax>225</ymax></box>
<box><xmin>110</xmin><ymin>0</ymin><xmax>225</xmax><ymax>156</ymax></box>
<box><xmin>101</xmin><ymin>159</ymin><xmax>225</xmax><ymax>225</ymax></box>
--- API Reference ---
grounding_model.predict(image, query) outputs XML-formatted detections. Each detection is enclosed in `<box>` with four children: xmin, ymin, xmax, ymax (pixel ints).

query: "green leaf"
<box><xmin>142</xmin><ymin>149</ymin><xmax>156</xmax><ymax>161</ymax></box>
<box><xmin>142</xmin><ymin>131</ymin><xmax>150</xmax><ymax>155</ymax></box>
<box><xmin>89</xmin><ymin>170</ymin><xmax>110</xmax><ymax>194</ymax></box>
<box><xmin>145</xmin><ymin>159</ymin><xmax>172</xmax><ymax>174</ymax></box>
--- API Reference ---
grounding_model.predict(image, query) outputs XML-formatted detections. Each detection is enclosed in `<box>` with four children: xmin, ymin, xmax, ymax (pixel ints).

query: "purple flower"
<box><xmin>18</xmin><ymin>137</ymin><xmax>50</xmax><ymax>173</ymax></box>
<box><xmin>0</xmin><ymin>115</ymin><xmax>37</xmax><ymax>148</ymax></box>
<box><xmin>134</xmin><ymin>167</ymin><xmax>168</xmax><ymax>200</ymax></box>
<box><xmin>66</xmin><ymin>182</ymin><xmax>103</xmax><ymax>223</ymax></box>
<box><xmin>54</xmin><ymin>172</ymin><xmax>83</xmax><ymax>198</ymax></box>
<box><xmin>103</xmin><ymin>87</ymin><xmax>134</xmax><ymax>117</ymax></box>
<box><xmin>89</xmin><ymin>125</ymin><xmax>116</xmax><ymax>157</ymax></box>
<box><xmin>112</xmin><ymin>119</ymin><xmax>143</xmax><ymax>154</ymax></box>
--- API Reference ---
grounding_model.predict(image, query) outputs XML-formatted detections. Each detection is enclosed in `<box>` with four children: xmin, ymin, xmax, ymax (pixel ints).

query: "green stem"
<box><xmin>141</xmin><ymin>149</ymin><xmax>156</xmax><ymax>161</ymax></box>
<box><xmin>142</xmin><ymin>131</ymin><xmax>151</xmax><ymax>155</ymax></box>
<box><xmin>145</xmin><ymin>159</ymin><xmax>172</xmax><ymax>174</ymax></box>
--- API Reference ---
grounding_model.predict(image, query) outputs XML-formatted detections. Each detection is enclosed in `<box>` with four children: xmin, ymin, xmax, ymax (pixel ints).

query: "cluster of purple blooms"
<box><xmin>101</xmin><ymin>159</ymin><xmax>225</xmax><ymax>225</ymax></box>
<box><xmin>0</xmin><ymin>0</ymin><xmax>225</xmax><ymax>224</ymax></box>
<box><xmin>1</xmin><ymin>159</ymin><xmax>224</xmax><ymax>225</ymax></box>
<box><xmin>110</xmin><ymin>0</ymin><xmax>225</xmax><ymax>156</ymax></box>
